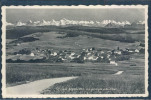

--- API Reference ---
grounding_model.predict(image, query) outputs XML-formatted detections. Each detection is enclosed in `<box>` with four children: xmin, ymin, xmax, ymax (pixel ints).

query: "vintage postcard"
<box><xmin>1</xmin><ymin>5</ymin><xmax>149</xmax><ymax>98</ymax></box>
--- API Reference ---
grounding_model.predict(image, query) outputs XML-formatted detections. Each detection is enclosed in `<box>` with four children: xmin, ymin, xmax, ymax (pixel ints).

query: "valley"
<box><xmin>6</xmin><ymin>25</ymin><xmax>145</xmax><ymax>94</ymax></box>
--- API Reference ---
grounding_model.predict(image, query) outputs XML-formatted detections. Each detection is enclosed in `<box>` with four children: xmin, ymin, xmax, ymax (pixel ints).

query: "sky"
<box><xmin>6</xmin><ymin>8</ymin><xmax>145</xmax><ymax>23</ymax></box>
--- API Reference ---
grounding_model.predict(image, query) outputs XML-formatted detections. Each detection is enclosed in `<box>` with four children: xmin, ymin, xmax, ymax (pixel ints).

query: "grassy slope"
<box><xmin>6</xmin><ymin>26</ymin><xmax>144</xmax><ymax>42</ymax></box>
<box><xmin>6</xmin><ymin>30</ymin><xmax>142</xmax><ymax>55</ymax></box>
<box><xmin>7</xmin><ymin>54</ymin><xmax>145</xmax><ymax>94</ymax></box>
<box><xmin>42</xmin><ymin>55</ymin><xmax>145</xmax><ymax>94</ymax></box>
<box><xmin>41</xmin><ymin>56</ymin><xmax>145</xmax><ymax>94</ymax></box>
<box><xmin>41</xmin><ymin>75</ymin><xmax>144</xmax><ymax>94</ymax></box>
<box><xmin>6</xmin><ymin>63</ymin><xmax>117</xmax><ymax>85</ymax></box>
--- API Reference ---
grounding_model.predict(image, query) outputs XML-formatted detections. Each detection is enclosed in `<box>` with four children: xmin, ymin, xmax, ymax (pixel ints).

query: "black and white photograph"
<box><xmin>2</xmin><ymin>5</ymin><xmax>148</xmax><ymax>98</ymax></box>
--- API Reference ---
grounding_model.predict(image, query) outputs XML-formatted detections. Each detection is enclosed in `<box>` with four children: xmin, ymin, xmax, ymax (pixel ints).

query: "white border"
<box><xmin>1</xmin><ymin>5</ymin><xmax>149</xmax><ymax>98</ymax></box>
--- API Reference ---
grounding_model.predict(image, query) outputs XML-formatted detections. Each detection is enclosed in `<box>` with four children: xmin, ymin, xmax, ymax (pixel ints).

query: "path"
<box><xmin>114</xmin><ymin>71</ymin><xmax>123</xmax><ymax>75</ymax></box>
<box><xmin>6</xmin><ymin>76</ymin><xmax>77</xmax><ymax>95</ymax></box>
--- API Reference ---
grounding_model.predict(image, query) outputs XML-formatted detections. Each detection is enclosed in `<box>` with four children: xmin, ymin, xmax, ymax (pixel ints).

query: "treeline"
<box><xmin>62</xmin><ymin>26</ymin><xmax>127</xmax><ymax>34</ymax></box>
<box><xmin>58</xmin><ymin>30</ymin><xmax>137</xmax><ymax>43</ymax></box>
<box><xmin>6</xmin><ymin>26</ymin><xmax>59</xmax><ymax>39</ymax></box>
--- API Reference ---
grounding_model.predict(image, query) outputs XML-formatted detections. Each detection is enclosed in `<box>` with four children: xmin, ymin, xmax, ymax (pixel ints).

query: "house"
<box><xmin>17</xmin><ymin>43</ymin><xmax>21</xmax><ymax>46</ymax></box>
<box><xmin>30</xmin><ymin>53</ymin><xmax>35</xmax><ymax>56</ymax></box>
<box><xmin>114</xmin><ymin>50</ymin><xmax>122</xmax><ymax>55</ymax></box>
<box><xmin>59</xmin><ymin>56</ymin><xmax>66</xmax><ymax>61</ymax></box>
<box><xmin>69</xmin><ymin>53</ymin><xmax>76</xmax><ymax>60</ymax></box>
<box><xmin>100</xmin><ymin>56</ymin><xmax>104</xmax><ymax>59</ymax></box>
<box><xmin>84</xmin><ymin>57</ymin><xmax>87</xmax><ymax>60</ymax></box>
<box><xmin>90</xmin><ymin>47</ymin><xmax>95</xmax><ymax>51</ymax></box>
<box><xmin>88</xmin><ymin>56</ymin><xmax>98</xmax><ymax>61</ymax></box>
<box><xmin>135</xmin><ymin>49</ymin><xmax>139</xmax><ymax>53</ymax></box>
<box><xmin>126</xmin><ymin>48</ymin><xmax>135</xmax><ymax>53</ymax></box>
<box><xmin>71</xmin><ymin>52</ymin><xmax>75</xmax><ymax>56</ymax></box>
<box><xmin>69</xmin><ymin>56</ymin><xmax>75</xmax><ymax>60</ymax></box>
<box><xmin>16</xmin><ymin>54</ymin><xmax>22</xmax><ymax>56</ymax></box>
<box><xmin>100</xmin><ymin>51</ymin><xmax>104</xmax><ymax>54</ymax></box>
<box><xmin>110</xmin><ymin>61</ymin><xmax>118</xmax><ymax>66</ymax></box>
<box><xmin>86</xmin><ymin>49</ymin><xmax>89</xmax><ymax>52</ymax></box>
<box><xmin>107</xmin><ymin>51</ymin><xmax>112</xmax><ymax>54</ymax></box>
<box><xmin>77</xmin><ymin>55</ymin><xmax>80</xmax><ymax>58</ymax></box>
<box><xmin>128</xmin><ymin>50</ymin><xmax>133</xmax><ymax>53</ymax></box>
<box><xmin>107</xmin><ymin>54</ymin><xmax>110</xmax><ymax>58</ymax></box>
<box><xmin>87</xmin><ymin>52</ymin><xmax>91</xmax><ymax>55</ymax></box>
<box><xmin>51</xmin><ymin>52</ymin><xmax>57</xmax><ymax>56</ymax></box>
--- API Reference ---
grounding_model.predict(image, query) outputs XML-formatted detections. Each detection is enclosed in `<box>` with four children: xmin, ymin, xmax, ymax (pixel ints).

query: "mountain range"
<box><xmin>6</xmin><ymin>18</ymin><xmax>145</xmax><ymax>28</ymax></box>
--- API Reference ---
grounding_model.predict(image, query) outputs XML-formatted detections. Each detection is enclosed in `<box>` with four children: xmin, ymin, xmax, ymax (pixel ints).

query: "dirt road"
<box><xmin>6</xmin><ymin>77</ymin><xmax>77</xmax><ymax>95</ymax></box>
<box><xmin>114</xmin><ymin>71</ymin><xmax>124</xmax><ymax>75</ymax></box>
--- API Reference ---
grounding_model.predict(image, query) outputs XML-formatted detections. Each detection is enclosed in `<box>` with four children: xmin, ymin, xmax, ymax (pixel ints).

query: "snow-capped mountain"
<box><xmin>101</xmin><ymin>20</ymin><xmax>131</xmax><ymax>28</ymax></box>
<box><xmin>6</xmin><ymin>22</ymin><xmax>14</xmax><ymax>26</ymax></box>
<box><xmin>16</xmin><ymin>21</ymin><xmax>26</xmax><ymax>26</ymax></box>
<box><xmin>26</xmin><ymin>20</ymin><xmax>33</xmax><ymax>25</ymax></box>
<box><xmin>137</xmin><ymin>21</ymin><xmax>145</xmax><ymax>25</ymax></box>
<box><xmin>7</xmin><ymin>19</ymin><xmax>145</xmax><ymax>28</ymax></box>
<box><xmin>101</xmin><ymin>20</ymin><xmax>131</xmax><ymax>25</ymax></box>
<box><xmin>57</xmin><ymin>18</ymin><xmax>95</xmax><ymax>26</ymax></box>
<box><xmin>33</xmin><ymin>21</ymin><xmax>41</xmax><ymax>25</ymax></box>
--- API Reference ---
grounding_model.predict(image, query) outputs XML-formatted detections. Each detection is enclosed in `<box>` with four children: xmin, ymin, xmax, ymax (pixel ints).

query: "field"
<box><xmin>6</xmin><ymin>25</ymin><xmax>145</xmax><ymax>94</ymax></box>
<box><xmin>6</xmin><ymin>53</ymin><xmax>145</xmax><ymax>94</ymax></box>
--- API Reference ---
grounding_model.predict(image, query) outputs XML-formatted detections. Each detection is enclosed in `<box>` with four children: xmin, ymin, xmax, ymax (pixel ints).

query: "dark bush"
<box><xmin>71</xmin><ymin>57</ymin><xmax>84</xmax><ymax>63</ymax></box>
<box><xmin>56</xmin><ymin>58</ymin><xmax>63</xmax><ymax>63</ymax></box>
<box><xmin>139</xmin><ymin>43</ymin><xmax>145</xmax><ymax>47</ymax></box>
<box><xmin>65</xmin><ymin>33</ymin><xmax>79</xmax><ymax>37</ymax></box>
<box><xmin>14</xmin><ymin>49</ymin><xmax>31</xmax><ymax>55</ymax></box>
<box><xmin>115</xmin><ymin>55</ymin><xmax>130</xmax><ymax>61</ymax></box>
<box><xmin>122</xmin><ymin>51</ymin><xmax>130</xmax><ymax>55</ymax></box>
<box><xmin>18</xmin><ymin>37</ymin><xmax>39</xmax><ymax>42</ymax></box>
<box><xmin>139</xmin><ymin>48</ymin><xmax>145</xmax><ymax>54</ymax></box>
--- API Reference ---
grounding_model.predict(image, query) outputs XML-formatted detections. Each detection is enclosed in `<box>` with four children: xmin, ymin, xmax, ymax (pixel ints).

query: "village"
<box><xmin>6</xmin><ymin>42</ymin><xmax>145</xmax><ymax>66</ymax></box>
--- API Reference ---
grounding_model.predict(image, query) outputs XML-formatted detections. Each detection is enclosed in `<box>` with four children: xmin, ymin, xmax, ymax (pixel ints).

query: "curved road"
<box><xmin>6</xmin><ymin>77</ymin><xmax>77</xmax><ymax>95</ymax></box>
<box><xmin>6</xmin><ymin>70</ymin><xmax>123</xmax><ymax>95</ymax></box>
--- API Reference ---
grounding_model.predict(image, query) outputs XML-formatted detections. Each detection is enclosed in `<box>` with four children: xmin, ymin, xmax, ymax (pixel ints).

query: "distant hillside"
<box><xmin>6</xmin><ymin>25</ymin><xmax>145</xmax><ymax>40</ymax></box>
<box><xmin>6</xmin><ymin>26</ymin><xmax>59</xmax><ymax>39</ymax></box>
<box><xmin>6</xmin><ymin>25</ymin><xmax>144</xmax><ymax>43</ymax></box>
